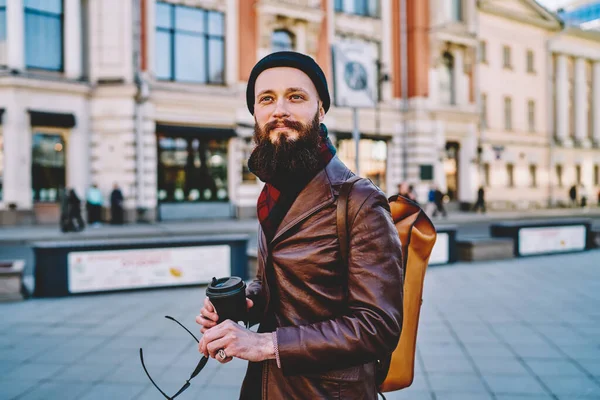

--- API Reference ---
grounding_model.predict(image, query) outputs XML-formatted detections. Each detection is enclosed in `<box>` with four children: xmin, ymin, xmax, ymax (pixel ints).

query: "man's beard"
<box><xmin>248</xmin><ymin>112</ymin><xmax>323</xmax><ymax>185</ymax></box>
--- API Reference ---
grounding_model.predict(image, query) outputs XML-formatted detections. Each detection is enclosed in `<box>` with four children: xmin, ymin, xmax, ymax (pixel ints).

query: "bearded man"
<box><xmin>197</xmin><ymin>51</ymin><xmax>404</xmax><ymax>399</ymax></box>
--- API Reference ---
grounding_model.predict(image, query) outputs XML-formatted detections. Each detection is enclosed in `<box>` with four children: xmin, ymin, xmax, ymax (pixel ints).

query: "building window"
<box><xmin>576</xmin><ymin>164</ymin><xmax>582</xmax><ymax>184</ymax></box>
<box><xmin>526</xmin><ymin>50</ymin><xmax>535</xmax><ymax>73</ymax></box>
<box><xmin>483</xmin><ymin>163</ymin><xmax>490</xmax><ymax>187</ymax></box>
<box><xmin>0</xmin><ymin>0</ymin><xmax>6</xmax><ymax>66</ymax></box>
<box><xmin>481</xmin><ymin>93</ymin><xmax>488</xmax><ymax>128</ymax></box>
<box><xmin>155</xmin><ymin>2</ymin><xmax>225</xmax><ymax>84</ymax></box>
<box><xmin>479</xmin><ymin>41</ymin><xmax>487</xmax><ymax>63</ymax></box>
<box><xmin>529</xmin><ymin>164</ymin><xmax>537</xmax><ymax>187</ymax></box>
<box><xmin>439</xmin><ymin>52</ymin><xmax>455</xmax><ymax>105</ymax></box>
<box><xmin>503</xmin><ymin>45</ymin><xmax>511</xmax><ymax>69</ymax></box>
<box><xmin>504</xmin><ymin>97</ymin><xmax>512</xmax><ymax>130</ymax></box>
<box><xmin>556</xmin><ymin>164</ymin><xmax>563</xmax><ymax>187</ymax></box>
<box><xmin>338</xmin><ymin>137</ymin><xmax>387</xmax><ymax>192</ymax></box>
<box><xmin>25</xmin><ymin>0</ymin><xmax>63</xmax><ymax>71</ymax></box>
<box><xmin>506</xmin><ymin>163</ymin><xmax>514</xmax><ymax>188</ymax></box>
<box><xmin>271</xmin><ymin>29</ymin><xmax>294</xmax><ymax>53</ymax></box>
<box><xmin>528</xmin><ymin>100</ymin><xmax>535</xmax><ymax>132</ymax></box>
<box><xmin>157</xmin><ymin>134</ymin><xmax>229</xmax><ymax>203</ymax></box>
<box><xmin>594</xmin><ymin>164</ymin><xmax>599</xmax><ymax>186</ymax></box>
<box><xmin>451</xmin><ymin>0</ymin><xmax>463</xmax><ymax>21</ymax></box>
<box><xmin>0</xmin><ymin>128</ymin><xmax>3</xmax><ymax>200</ymax></box>
<box><xmin>335</xmin><ymin>0</ymin><xmax>379</xmax><ymax>17</ymax></box>
<box><xmin>32</xmin><ymin>132</ymin><xmax>66</xmax><ymax>203</ymax></box>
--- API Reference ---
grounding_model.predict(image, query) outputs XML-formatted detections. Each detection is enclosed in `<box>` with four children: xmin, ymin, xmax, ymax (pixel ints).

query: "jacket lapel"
<box><xmin>269</xmin><ymin>157</ymin><xmax>351</xmax><ymax>246</ymax></box>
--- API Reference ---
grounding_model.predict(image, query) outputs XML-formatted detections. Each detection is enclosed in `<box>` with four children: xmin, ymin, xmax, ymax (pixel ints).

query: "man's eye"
<box><xmin>260</xmin><ymin>96</ymin><xmax>273</xmax><ymax>103</ymax></box>
<box><xmin>290</xmin><ymin>94</ymin><xmax>304</xmax><ymax>100</ymax></box>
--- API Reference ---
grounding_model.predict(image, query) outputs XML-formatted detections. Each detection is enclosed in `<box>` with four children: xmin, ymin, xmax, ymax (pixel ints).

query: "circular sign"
<box><xmin>344</xmin><ymin>61</ymin><xmax>368</xmax><ymax>91</ymax></box>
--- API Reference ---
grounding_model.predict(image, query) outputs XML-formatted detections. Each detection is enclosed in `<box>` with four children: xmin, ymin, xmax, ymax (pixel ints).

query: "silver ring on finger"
<box><xmin>218</xmin><ymin>349</ymin><xmax>227</xmax><ymax>360</ymax></box>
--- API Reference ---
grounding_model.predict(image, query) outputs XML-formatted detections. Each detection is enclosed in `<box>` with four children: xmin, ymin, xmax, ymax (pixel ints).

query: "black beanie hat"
<box><xmin>246</xmin><ymin>51</ymin><xmax>331</xmax><ymax>115</ymax></box>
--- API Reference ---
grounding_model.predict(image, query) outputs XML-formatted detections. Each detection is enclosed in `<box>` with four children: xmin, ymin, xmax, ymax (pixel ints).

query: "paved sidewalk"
<box><xmin>0</xmin><ymin>207</ymin><xmax>599</xmax><ymax>244</ymax></box>
<box><xmin>1</xmin><ymin>250</ymin><xmax>599</xmax><ymax>399</ymax></box>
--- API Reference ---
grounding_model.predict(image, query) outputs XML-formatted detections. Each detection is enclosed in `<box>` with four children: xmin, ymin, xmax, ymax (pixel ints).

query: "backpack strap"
<box><xmin>337</xmin><ymin>176</ymin><xmax>362</xmax><ymax>270</ymax></box>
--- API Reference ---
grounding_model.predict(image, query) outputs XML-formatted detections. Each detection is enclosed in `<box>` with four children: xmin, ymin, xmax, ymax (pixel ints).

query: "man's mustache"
<box><xmin>263</xmin><ymin>119</ymin><xmax>305</xmax><ymax>135</ymax></box>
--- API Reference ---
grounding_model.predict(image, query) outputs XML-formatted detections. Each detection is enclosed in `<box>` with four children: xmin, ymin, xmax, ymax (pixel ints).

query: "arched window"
<box><xmin>439</xmin><ymin>52</ymin><xmax>455</xmax><ymax>105</ymax></box>
<box><xmin>271</xmin><ymin>29</ymin><xmax>295</xmax><ymax>53</ymax></box>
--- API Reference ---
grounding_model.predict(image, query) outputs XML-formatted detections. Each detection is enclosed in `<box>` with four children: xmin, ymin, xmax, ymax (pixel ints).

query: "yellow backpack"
<box><xmin>338</xmin><ymin>177</ymin><xmax>437</xmax><ymax>393</ymax></box>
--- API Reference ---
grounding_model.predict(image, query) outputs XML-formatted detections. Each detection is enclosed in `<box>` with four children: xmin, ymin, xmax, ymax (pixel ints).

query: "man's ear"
<box><xmin>318</xmin><ymin>102</ymin><xmax>325</xmax><ymax>122</ymax></box>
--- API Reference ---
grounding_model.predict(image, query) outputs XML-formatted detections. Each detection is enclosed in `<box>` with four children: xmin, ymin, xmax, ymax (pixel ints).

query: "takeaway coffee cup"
<box><xmin>206</xmin><ymin>276</ymin><xmax>247</xmax><ymax>324</ymax></box>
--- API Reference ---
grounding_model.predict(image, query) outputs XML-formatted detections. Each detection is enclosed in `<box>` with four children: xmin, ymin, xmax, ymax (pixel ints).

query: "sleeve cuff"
<box><xmin>272</xmin><ymin>331</ymin><xmax>281</xmax><ymax>369</ymax></box>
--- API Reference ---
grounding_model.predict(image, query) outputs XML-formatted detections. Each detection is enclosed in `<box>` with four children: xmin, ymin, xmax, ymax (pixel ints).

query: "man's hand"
<box><xmin>195</xmin><ymin>297</ymin><xmax>254</xmax><ymax>334</ymax></box>
<box><xmin>198</xmin><ymin>320</ymin><xmax>275</xmax><ymax>364</ymax></box>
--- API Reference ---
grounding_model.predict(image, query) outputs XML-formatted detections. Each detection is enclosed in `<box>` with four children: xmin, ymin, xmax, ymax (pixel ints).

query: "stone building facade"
<box><xmin>0</xmin><ymin>0</ymin><xmax>599</xmax><ymax>225</ymax></box>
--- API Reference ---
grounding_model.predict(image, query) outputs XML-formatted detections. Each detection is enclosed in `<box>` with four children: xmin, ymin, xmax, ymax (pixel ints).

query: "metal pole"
<box><xmin>353</xmin><ymin>107</ymin><xmax>360</xmax><ymax>175</ymax></box>
<box><xmin>400</xmin><ymin>0</ymin><xmax>408</xmax><ymax>182</ymax></box>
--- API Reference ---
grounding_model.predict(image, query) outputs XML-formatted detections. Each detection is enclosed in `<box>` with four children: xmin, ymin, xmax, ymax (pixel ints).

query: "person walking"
<box><xmin>472</xmin><ymin>186</ymin><xmax>486</xmax><ymax>213</ymax></box>
<box><xmin>64</xmin><ymin>188</ymin><xmax>85</xmax><ymax>232</ymax></box>
<box><xmin>433</xmin><ymin>186</ymin><xmax>447</xmax><ymax>218</ymax></box>
<box><xmin>569</xmin><ymin>184</ymin><xmax>578</xmax><ymax>208</ymax></box>
<box><xmin>110</xmin><ymin>184</ymin><xmax>124</xmax><ymax>225</ymax></box>
<box><xmin>196</xmin><ymin>51</ymin><xmax>403</xmax><ymax>400</ymax></box>
<box><xmin>86</xmin><ymin>184</ymin><xmax>103</xmax><ymax>225</ymax></box>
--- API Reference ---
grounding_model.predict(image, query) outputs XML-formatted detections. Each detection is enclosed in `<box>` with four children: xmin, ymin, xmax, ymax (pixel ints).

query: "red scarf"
<box><xmin>257</xmin><ymin>125</ymin><xmax>336</xmax><ymax>242</ymax></box>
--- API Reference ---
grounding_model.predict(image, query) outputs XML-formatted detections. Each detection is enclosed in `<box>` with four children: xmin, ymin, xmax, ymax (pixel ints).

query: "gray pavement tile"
<box><xmin>0</xmin><ymin>362</ymin><xmax>65</xmax><ymax>382</ymax></box>
<box><xmin>383</xmin><ymin>388</ymin><xmax>433</xmax><ymax>400</ymax></box>
<box><xmin>420</xmin><ymin>355</ymin><xmax>476</xmax><ymax>374</ymax></box>
<box><xmin>484</xmin><ymin>375</ymin><xmax>549</xmax><ymax>396</ymax></box>
<box><xmin>509</xmin><ymin>343</ymin><xmax>566</xmax><ymax>359</ymax></box>
<box><xmin>578</xmin><ymin>360</ymin><xmax>600</xmax><ymax>377</ymax></box>
<box><xmin>77</xmin><ymin>347</ymin><xmax>130</xmax><ymax>365</ymax></box>
<box><xmin>431</xmin><ymin>393</ymin><xmax>493</xmax><ymax>400</ymax></box>
<box><xmin>417</xmin><ymin>343</ymin><xmax>466</xmax><ymax>358</ymax></box>
<box><xmin>473</xmin><ymin>357</ymin><xmax>530</xmax><ymax>375</ymax></box>
<box><xmin>52</xmin><ymin>363</ymin><xmax>115</xmax><ymax>383</ymax></box>
<box><xmin>426</xmin><ymin>372</ymin><xmax>488</xmax><ymax>393</ymax></box>
<box><xmin>3</xmin><ymin>323</ymin><xmax>47</xmax><ymax>336</ymax></box>
<box><xmin>525</xmin><ymin>359</ymin><xmax>588</xmax><ymax>377</ymax></box>
<box><xmin>0</xmin><ymin>347</ymin><xmax>45</xmax><ymax>363</ymax></box>
<box><xmin>200</xmin><ymin>365</ymin><xmax>250</xmax><ymax>388</ymax></box>
<box><xmin>29</xmin><ymin>345</ymin><xmax>92</xmax><ymax>364</ymax></box>
<box><xmin>102</xmin><ymin>336</ymin><xmax>153</xmax><ymax>350</ymax></box>
<box><xmin>495</xmin><ymin>396</ymin><xmax>553</xmax><ymax>400</ymax></box>
<box><xmin>464</xmin><ymin>343</ymin><xmax>514</xmax><ymax>358</ymax></box>
<box><xmin>539</xmin><ymin>376</ymin><xmax>600</xmax><ymax>398</ymax></box>
<box><xmin>103</xmin><ymin>362</ymin><xmax>153</xmax><ymax>384</ymax></box>
<box><xmin>558</xmin><ymin>345</ymin><xmax>600</xmax><ymax>360</ymax></box>
<box><xmin>0</xmin><ymin>380</ymin><xmax>38</xmax><ymax>400</ymax></box>
<box><xmin>16</xmin><ymin>382</ymin><xmax>92</xmax><ymax>400</ymax></box>
<box><xmin>78</xmin><ymin>382</ymin><xmax>148</xmax><ymax>400</ymax></box>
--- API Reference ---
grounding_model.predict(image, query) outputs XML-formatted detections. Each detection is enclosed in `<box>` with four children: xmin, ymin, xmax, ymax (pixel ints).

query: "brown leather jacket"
<box><xmin>240</xmin><ymin>157</ymin><xmax>404</xmax><ymax>399</ymax></box>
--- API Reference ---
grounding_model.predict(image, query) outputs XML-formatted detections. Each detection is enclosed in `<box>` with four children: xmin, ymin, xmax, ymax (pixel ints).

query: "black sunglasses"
<box><xmin>139</xmin><ymin>316</ymin><xmax>209</xmax><ymax>400</ymax></box>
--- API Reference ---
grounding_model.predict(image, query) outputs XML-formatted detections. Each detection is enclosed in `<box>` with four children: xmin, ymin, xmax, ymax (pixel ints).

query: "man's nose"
<box><xmin>272</xmin><ymin>98</ymin><xmax>290</xmax><ymax>118</ymax></box>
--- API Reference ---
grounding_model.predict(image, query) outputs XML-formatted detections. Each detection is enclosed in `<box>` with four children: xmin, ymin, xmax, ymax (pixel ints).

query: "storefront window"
<box><xmin>0</xmin><ymin>130</ymin><xmax>3</xmax><ymax>200</ymax></box>
<box><xmin>337</xmin><ymin>138</ymin><xmax>387</xmax><ymax>192</ymax></box>
<box><xmin>32</xmin><ymin>132</ymin><xmax>66</xmax><ymax>203</ymax></box>
<box><xmin>241</xmin><ymin>138</ymin><xmax>256</xmax><ymax>183</ymax></box>
<box><xmin>157</xmin><ymin>134</ymin><xmax>228</xmax><ymax>202</ymax></box>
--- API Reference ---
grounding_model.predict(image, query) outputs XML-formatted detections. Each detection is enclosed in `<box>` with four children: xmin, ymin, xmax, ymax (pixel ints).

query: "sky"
<box><xmin>537</xmin><ymin>0</ymin><xmax>575</xmax><ymax>11</ymax></box>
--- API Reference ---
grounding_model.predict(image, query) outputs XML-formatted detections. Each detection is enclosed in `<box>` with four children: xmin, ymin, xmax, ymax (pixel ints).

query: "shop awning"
<box><xmin>28</xmin><ymin>110</ymin><xmax>76</xmax><ymax>128</ymax></box>
<box><xmin>156</xmin><ymin>124</ymin><xmax>236</xmax><ymax>139</ymax></box>
<box><xmin>0</xmin><ymin>109</ymin><xmax>4</xmax><ymax>124</ymax></box>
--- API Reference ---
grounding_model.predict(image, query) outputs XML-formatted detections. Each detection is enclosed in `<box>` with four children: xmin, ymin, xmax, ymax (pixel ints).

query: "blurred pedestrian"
<box><xmin>433</xmin><ymin>187</ymin><xmax>447</xmax><ymax>218</ymax></box>
<box><xmin>580</xmin><ymin>184</ymin><xmax>588</xmax><ymax>209</ymax></box>
<box><xmin>472</xmin><ymin>186</ymin><xmax>486</xmax><ymax>213</ymax></box>
<box><xmin>569</xmin><ymin>185</ymin><xmax>577</xmax><ymax>208</ymax></box>
<box><xmin>408</xmin><ymin>184</ymin><xmax>418</xmax><ymax>203</ymax></box>
<box><xmin>61</xmin><ymin>188</ymin><xmax>85</xmax><ymax>232</ymax></box>
<box><xmin>397</xmin><ymin>182</ymin><xmax>410</xmax><ymax>198</ymax></box>
<box><xmin>427</xmin><ymin>185</ymin><xmax>436</xmax><ymax>214</ymax></box>
<box><xmin>86</xmin><ymin>184</ymin><xmax>103</xmax><ymax>225</ymax></box>
<box><xmin>110</xmin><ymin>183</ymin><xmax>124</xmax><ymax>225</ymax></box>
